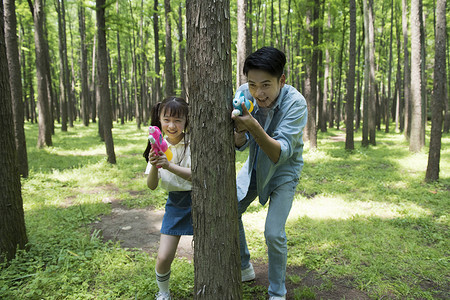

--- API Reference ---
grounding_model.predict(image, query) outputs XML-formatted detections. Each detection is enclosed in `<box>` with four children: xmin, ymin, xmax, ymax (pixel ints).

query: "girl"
<box><xmin>144</xmin><ymin>97</ymin><xmax>191</xmax><ymax>300</ymax></box>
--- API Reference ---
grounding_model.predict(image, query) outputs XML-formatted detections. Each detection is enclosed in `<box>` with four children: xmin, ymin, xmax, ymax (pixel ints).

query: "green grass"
<box><xmin>1</xmin><ymin>121</ymin><xmax>449</xmax><ymax>299</ymax></box>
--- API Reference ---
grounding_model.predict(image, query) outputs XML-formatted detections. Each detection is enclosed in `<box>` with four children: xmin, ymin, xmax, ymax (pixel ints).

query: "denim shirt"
<box><xmin>236</xmin><ymin>83</ymin><xmax>308</xmax><ymax>205</ymax></box>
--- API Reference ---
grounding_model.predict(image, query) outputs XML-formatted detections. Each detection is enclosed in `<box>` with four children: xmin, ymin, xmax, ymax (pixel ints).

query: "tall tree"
<box><xmin>362</xmin><ymin>0</ymin><xmax>376</xmax><ymax>146</ymax></box>
<box><xmin>0</xmin><ymin>0</ymin><xmax>28</xmax><ymax>261</ymax></box>
<box><xmin>425</xmin><ymin>0</ymin><xmax>446</xmax><ymax>182</ymax></box>
<box><xmin>409</xmin><ymin>0</ymin><xmax>425</xmax><ymax>152</ymax></box>
<box><xmin>96</xmin><ymin>0</ymin><xmax>116</xmax><ymax>164</ymax></box>
<box><xmin>3</xmin><ymin>0</ymin><xmax>28</xmax><ymax>177</ymax></box>
<box><xmin>177</xmin><ymin>2</ymin><xmax>186</xmax><ymax>99</ymax></box>
<box><xmin>56</xmin><ymin>0</ymin><xmax>69</xmax><ymax>132</ymax></box>
<box><xmin>79</xmin><ymin>1</ymin><xmax>89</xmax><ymax>126</ymax></box>
<box><xmin>153</xmin><ymin>0</ymin><xmax>161</xmax><ymax>105</ymax></box>
<box><xmin>186</xmin><ymin>0</ymin><xmax>241</xmax><ymax>298</ymax></box>
<box><xmin>236</xmin><ymin>0</ymin><xmax>248</xmax><ymax>88</ymax></box>
<box><xmin>345</xmin><ymin>0</ymin><xmax>356</xmax><ymax>151</ymax></box>
<box><xmin>164</xmin><ymin>0</ymin><xmax>174</xmax><ymax>97</ymax></box>
<box><xmin>402</xmin><ymin>0</ymin><xmax>411</xmax><ymax>138</ymax></box>
<box><xmin>31</xmin><ymin>0</ymin><xmax>52</xmax><ymax>148</ymax></box>
<box><xmin>385</xmin><ymin>0</ymin><xmax>394</xmax><ymax>133</ymax></box>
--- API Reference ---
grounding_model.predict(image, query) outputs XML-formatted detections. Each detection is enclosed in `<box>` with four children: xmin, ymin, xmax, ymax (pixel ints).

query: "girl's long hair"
<box><xmin>143</xmin><ymin>97</ymin><xmax>189</xmax><ymax>162</ymax></box>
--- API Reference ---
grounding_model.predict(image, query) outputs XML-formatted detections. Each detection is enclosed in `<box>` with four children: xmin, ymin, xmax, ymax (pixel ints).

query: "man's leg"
<box><xmin>238</xmin><ymin>188</ymin><xmax>258</xmax><ymax>269</ymax></box>
<box><xmin>264</xmin><ymin>179</ymin><xmax>297</xmax><ymax>297</ymax></box>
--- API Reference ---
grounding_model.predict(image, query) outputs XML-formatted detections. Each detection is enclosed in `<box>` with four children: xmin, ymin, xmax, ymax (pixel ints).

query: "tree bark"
<box><xmin>0</xmin><ymin>0</ymin><xmax>28</xmax><ymax>261</ymax></box>
<box><xmin>402</xmin><ymin>0</ymin><xmax>411</xmax><ymax>138</ymax></box>
<box><xmin>186</xmin><ymin>0</ymin><xmax>242</xmax><ymax>298</ymax></box>
<box><xmin>178</xmin><ymin>2</ymin><xmax>186</xmax><ymax>99</ymax></box>
<box><xmin>425</xmin><ymin>0</ymin><xmax>446</xmax><ymax>181</ymax></box>
<box><xmin>56</xmin><ymin>0</ymin><xmax>68</xmax><ymax>132</ymax></box>
<box><xmin>32</xmin><ymin>0</ymin><xmax>52</xmax><ymax>148</ymax></box>
<box><xmin>409</xmin><ymin>0</ymin><xmax>424</xmax><ymax>152</ymax></box>
<box><xmin>236</xmin><ymin>0</ymin><xmax>248</xmax><ymax>88</ymax></box>
<box><xmin>164</xmin><ymin>0</ymin><xmax>174</xmax><ymax>97</ymax></box>
<box><xmin>152</xmin><ymin>0</ymin><xmax>161</xmax><ymax>106</ymax></box>
<box><xmin>345</xmin><ymin>0</ymin><xmax>356</xmax><ymax>151</ymax></box>
<box><xmin>96</xmin><ymin>0</ymin><xmax>116</xmax><ymax>164</ymax></box>
<box><xmin>79</xmin><ymin>2</ymin><xmax>89</xmax><ymax>126</ymax></box>
<box><xmin>3</xmin><ymin>0</ymin><xmax>28</xmax><ymax>177</ymax></box>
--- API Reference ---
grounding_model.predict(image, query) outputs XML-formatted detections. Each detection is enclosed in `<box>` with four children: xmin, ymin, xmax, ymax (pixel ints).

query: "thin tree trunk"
<box><xmin>236</xmin><ymin>0</ymin><xmax>248</xmax><ymax>88</ymax></box>
<box><xmin>402</xmin><ymin>0</ymin><xmax>411</xmax><ymax>138</ymax></box>
<box><xmin>153</xmin><ymin>0</ymin><xmax>161</xmax><ymax>105</ymax></box>
<box><xmin>186</xmin><ymin>0</ymin><xmax>241</xmax><ymax>298</ymax></box>
<box><xmin>386</xmin><ymin>0</ymin><xmax>394</xmax><ymax>133</ymax></box>
<box><xmin>56</xmin><ymin>0</ymin><xmax>68</xmax><ymax>132</ymax></box>
<box><xmin>116</xmin><ymin>0</ymin><xmax>124</xmax><ymax>124</ymax></box>
<box><xmin>32</xmin><ymin>0</ymin><xmax>52</xmax><ymax>147</ymax></box>
<box><xmin>178</xmin><ymin>2</ymin><xmax>186</xmax><ymax>99</ymax></box>
<box><xmin>164</xmin><ymin>0</ymin><xmax>174</xmax><ymax>97</ymax></box>
<box><xmin>425</xmin><ymin>0</ymin><xmax>446</xmax><ymax>181</ymax></box>
<box><xmin>79</xmin><ymin>3</ymin><xmax>89</xmax><ymax>126</ymax></box>
<box><xmin>345</xmin><ymin>0</ymin><xmax>356</xmax><ymax>151</ymax></box>
<box><xmin>96</xmin><ymin>0</ymin><xmax>116</xmax><ymax>164</ymax></box>
<box><xmin>3</xmin><ymin>0</ymin><xmax>28</xmax><ymax>177</ymax></box>
<box><xmin>409</xmin><ymin>0</ymin><xmax>424</xmax><ymax>152</ymax></box>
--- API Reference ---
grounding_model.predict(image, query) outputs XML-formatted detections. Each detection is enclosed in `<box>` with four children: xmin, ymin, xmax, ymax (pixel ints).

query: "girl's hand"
<box><xmin>148</xmin><ymin>148</ymin><xmax>170</xmax><ymax>169</ymax></box>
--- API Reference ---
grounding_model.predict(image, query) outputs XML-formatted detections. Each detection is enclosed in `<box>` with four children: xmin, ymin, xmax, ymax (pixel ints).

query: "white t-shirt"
<box><xmin>145</xmin><ymin>136</ymin><xmax>192</xmax><ymax>192</ymax></box>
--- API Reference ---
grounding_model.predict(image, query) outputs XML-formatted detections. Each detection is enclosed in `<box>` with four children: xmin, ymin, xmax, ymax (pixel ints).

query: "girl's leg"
<box><xmin>156</xmin><ymin>234</ymin><xmax>181</xmax><ymax>273</ymax></box>
<box><xmin>155</xmin><ymin>234</ymin><xmax>181</xmax><ymax>294</ymax></box>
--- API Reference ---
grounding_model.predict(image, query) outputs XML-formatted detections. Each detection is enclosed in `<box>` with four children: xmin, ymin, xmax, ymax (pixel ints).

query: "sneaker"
<box><xmin>269</xmin><ymin>296</ymin><xmax>286</xmax><ymax>300</ymax></box>
<box><xmin>156</xmin><ymin>291</ymin><xmax>172</xmax><ymax>300</ymax></box>
<box><xmin>241</xmin><ymin>263</ymin><xmax>255</xmax><ymax>282</ymax></box>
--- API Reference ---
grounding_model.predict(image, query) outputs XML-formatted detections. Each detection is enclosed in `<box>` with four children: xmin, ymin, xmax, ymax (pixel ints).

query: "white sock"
<box><xmin>155</xmin><ymin>268</ymin><xmax>171</xmax><ymax>294</ymax></box>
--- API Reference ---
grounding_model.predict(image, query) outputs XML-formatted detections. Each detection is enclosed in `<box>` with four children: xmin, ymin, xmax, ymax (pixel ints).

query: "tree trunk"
<box><xmin>153</xmin><ymin>0</ymin><xmax>161</xmax><ymax>105</ymax></box>
<box><xmin>402</xmin><ymin>0</ymin><xmax>411</xmax><ymax>138</ymax></box>
<box><xmin>336</xmin><ymin>1</ymin><xmax>347</xmax><ymax>131</ymax></box>
<box><xmin>79</xmin><ymin>3</ymin><xmax>89</xmax><ymax>126</ymax></box>
<box><xmin>115</xmin><ymin>0</ymin><xmax>124</xmax><ymax>124</ymax></box>
<box><xmin>178</xmin><ymin>2</ymin><xmax>186</xmax><ymax>99</ymax></box>
<box><xmin>164</xmin><ymin>0</ymin><xmax>174</xmax><ymax>97</ymax></box>
<box><xmin>3</xmin><ymin>0</ymin><xmax>28</xmax><ymax>178</ymax></box>
<box><xmin>0</xmin><ymin>1</ymin><xmax>28</xmax><ymax>261</ymax></box>
<box><xmin>345</xmin><ymin>0</ymin><xmax>356</xmax><ymax>151</ymax></box>
<box><xmin>425</xmin><ymin>0</ymin><xmax>446</xmax><ymax>181</ymax></box>
<box><xmin>236</xmin><ymin>0</ymin><xmax>248</xmax><ymax>88</ymax></box>
<box><xmin>409</xmin><ymin>0</ymin><xmax>424</xmax><ymax>152</ymax></box>
<box><xmin>386</xmin><ymin>0</ymin><xmax>394</xmax><ymax>133</ymax></box>
<box><xmin>96</xmin><ymin>0</ymin><xmax>116</xmax><ymax>164</ymax></box>
<box><xmin>56</xmin><ymin>0</ymin><xmax>68</xmax><ymax>132</ymax></box>
<box><xmin>186</xmin><ymin>0</ymin><xmax>242</xmax><ymax>298</ymax></box>
<box><xmin>32</xmin><ymin>0</ymin><xmax>52</xmax><ymax>148</ymax></box>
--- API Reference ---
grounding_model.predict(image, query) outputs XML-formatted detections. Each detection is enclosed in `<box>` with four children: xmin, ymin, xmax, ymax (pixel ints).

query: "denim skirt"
<box><xmin>160</xmin><ymin>191</ymin><xmax>193</xmax><ymax>235</ymax></box>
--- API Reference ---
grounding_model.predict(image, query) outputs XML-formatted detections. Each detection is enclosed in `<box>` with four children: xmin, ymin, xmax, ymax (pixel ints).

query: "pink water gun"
<box><xmin>148</xmin><ymin>126</ymin><xmax>173</xmax><ymax>167</ymax></box>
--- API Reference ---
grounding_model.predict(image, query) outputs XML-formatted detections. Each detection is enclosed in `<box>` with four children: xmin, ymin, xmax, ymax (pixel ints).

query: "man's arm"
<box><xmin>232</xmin><ymin>104</ymin><xmax>281</xmax><ymax>163</ymax></box>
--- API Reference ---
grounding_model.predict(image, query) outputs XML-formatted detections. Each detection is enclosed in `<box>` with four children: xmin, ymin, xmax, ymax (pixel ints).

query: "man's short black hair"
<box><xmin>243</xmin><ymin>47</ymin><xmax>286</xmax><ymax>79</ymax></box>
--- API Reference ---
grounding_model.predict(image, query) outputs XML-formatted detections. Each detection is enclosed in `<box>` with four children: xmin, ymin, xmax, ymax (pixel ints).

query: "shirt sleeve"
<box><xmin>272</xmin><ymin>97</ymin><xmax>308</xmax><ymax>165</ymax></box>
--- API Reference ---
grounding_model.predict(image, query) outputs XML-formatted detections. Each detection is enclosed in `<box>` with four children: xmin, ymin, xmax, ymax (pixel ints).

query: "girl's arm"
<box><xmin>163</xmin><ymin>162</ymin><xmax>192</xmax><ymax>182</ymax></box>
<box><xmin>147</xmin><ymin>164</ymin><xmax>159</xmax><ymax>190</ymax></box>
<box><xmin>151</xmin><ymin>149</ymin><xmax>192</xmax><ymax>182</ymax></box>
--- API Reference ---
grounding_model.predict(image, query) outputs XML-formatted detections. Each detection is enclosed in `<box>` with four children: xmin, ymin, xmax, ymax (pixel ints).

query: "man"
<box><xmin>232</xmin><ymin>47</ymin><xmax>307</xmax><ymax>299</ymax></box>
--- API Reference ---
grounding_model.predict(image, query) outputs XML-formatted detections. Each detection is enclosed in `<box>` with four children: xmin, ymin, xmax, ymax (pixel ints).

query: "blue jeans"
<box><xmin>238</xmin><ymin>173</ymin><xmax>297</xmax><ymax>297</ymax></box>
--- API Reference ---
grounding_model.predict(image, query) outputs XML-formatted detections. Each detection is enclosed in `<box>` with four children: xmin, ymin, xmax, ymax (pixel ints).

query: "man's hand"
<box><xmin>231</xmin><ymin>102</ymin><xmax>256</xmax><ymax>133</ymax></box>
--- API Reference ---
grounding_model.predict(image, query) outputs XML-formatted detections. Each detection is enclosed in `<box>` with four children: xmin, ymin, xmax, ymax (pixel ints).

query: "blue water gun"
<box><xmin>232</xmin><ymin>91</ymin><xmax>254</xmax><ymax>116</ymax></box>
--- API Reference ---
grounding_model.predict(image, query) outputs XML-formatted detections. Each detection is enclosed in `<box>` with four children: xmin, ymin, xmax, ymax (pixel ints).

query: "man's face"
<box><xmin>247</xmin><ymin>69</ymin><xmax>285</xmax><ymax>108</ymax></box>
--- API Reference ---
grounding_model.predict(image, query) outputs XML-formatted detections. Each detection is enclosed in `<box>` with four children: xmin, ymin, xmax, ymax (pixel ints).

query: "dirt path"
<box><xmin>91</xmin><ymin>199</ymin><xmax>370</xmax><ymax>299</ymax></box>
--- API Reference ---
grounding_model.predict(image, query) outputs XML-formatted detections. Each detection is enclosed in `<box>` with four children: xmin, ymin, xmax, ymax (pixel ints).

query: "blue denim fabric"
<box><xmin>235</xmin><ymin>83</ymin><xmax>307</xmax><ymax>297</ymax></box>
<box><xmin>161</xmin><ymin>191</ymin><xmax>193</xmax><ymax>235</ymax></box>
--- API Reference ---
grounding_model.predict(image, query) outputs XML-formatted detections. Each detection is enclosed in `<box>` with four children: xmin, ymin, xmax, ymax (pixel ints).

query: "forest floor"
<box><xmin>91</xmin><ymin>197</ymin><xmax>370</xmax><ymax>299</ymax></box>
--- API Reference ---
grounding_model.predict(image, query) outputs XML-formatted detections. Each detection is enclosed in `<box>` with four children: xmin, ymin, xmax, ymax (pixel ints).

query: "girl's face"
<box><xmin>160</xmin><ymin>109</ymin><xmax>187</xmax><ymax>145</ymax></box>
